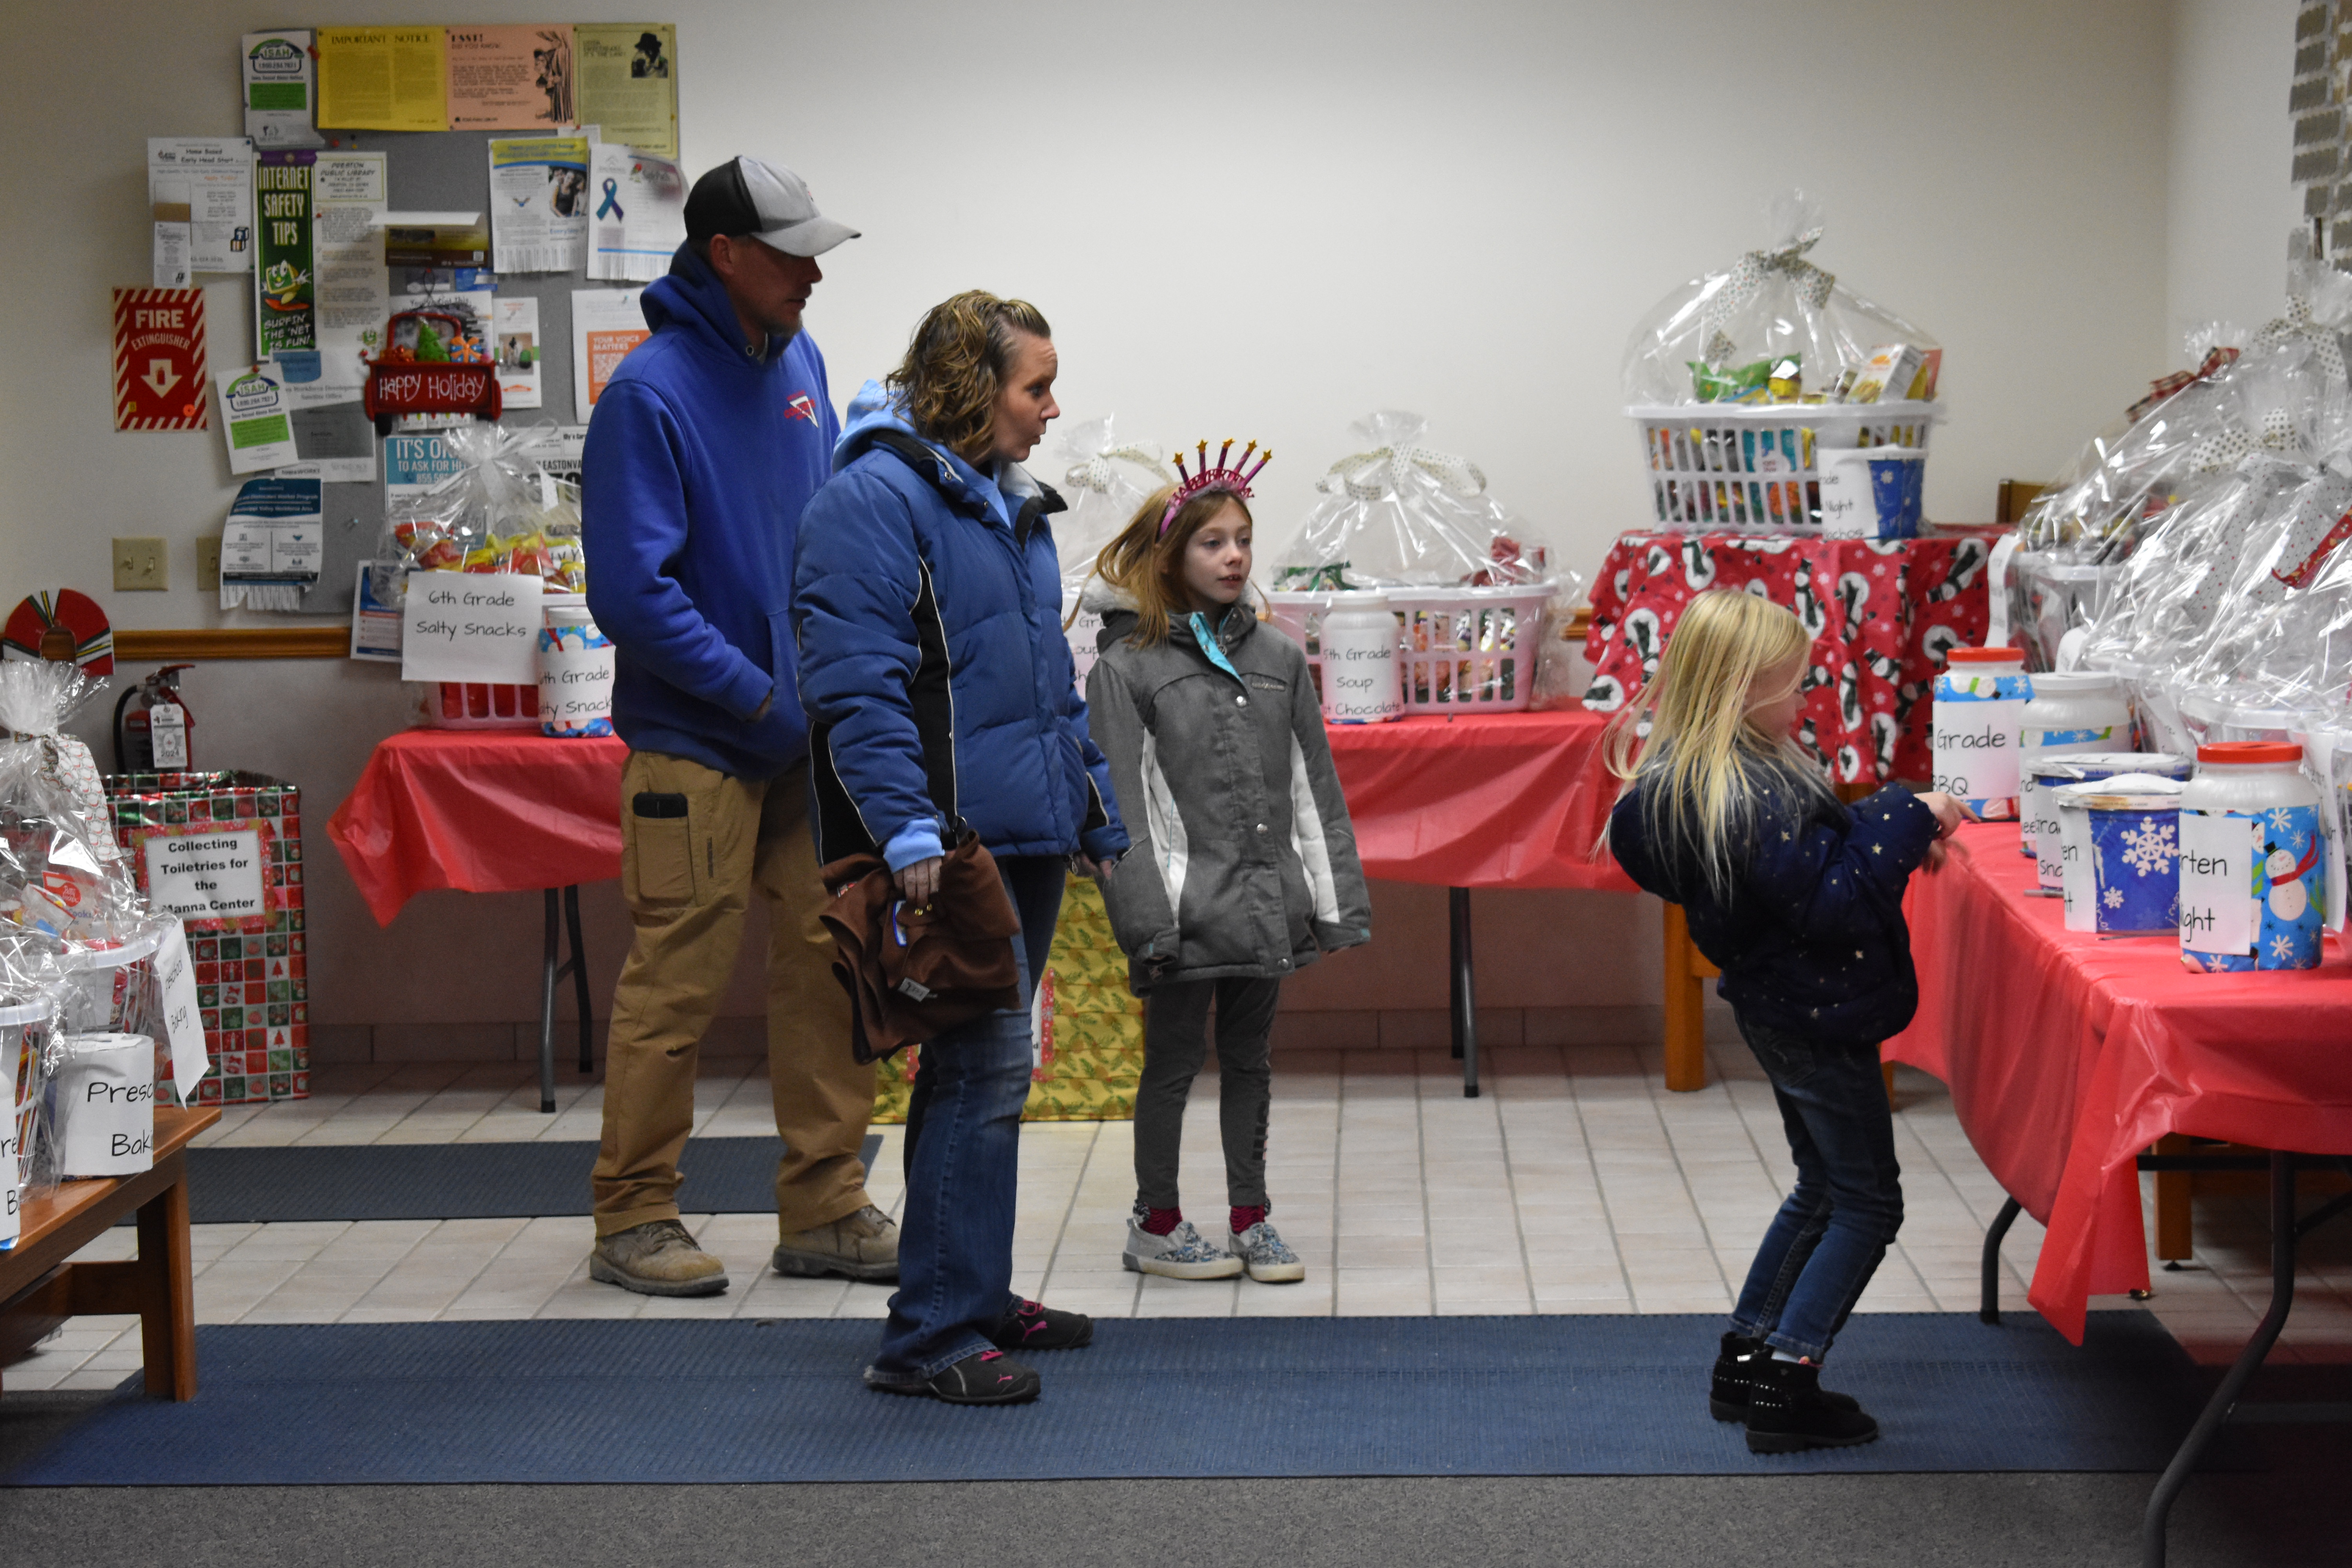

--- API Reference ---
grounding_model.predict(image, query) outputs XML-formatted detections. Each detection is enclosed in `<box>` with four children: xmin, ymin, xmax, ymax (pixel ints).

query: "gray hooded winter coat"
<box><xmin>1084</xmin><ymin>588</ymin><xmax>1372</xmax><ymax>991</ymax></box>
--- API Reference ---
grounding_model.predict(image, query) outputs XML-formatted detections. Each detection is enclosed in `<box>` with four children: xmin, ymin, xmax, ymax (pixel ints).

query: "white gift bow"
<box><xmin>2252</xmin><ymin>294</ymin><xmax>2349</xmax><ymax>389</ymax></box>
<box><xmin>1063</xmin><ymin>445</ymin><xmax>1172</xmax><ymax>494</ymax></box>
<box><xmin>1698</xmin><ymin>229</ymin><xmax>1837</xmax><ymax>363</ymax></box>
<box><xmin>1316</xmin><ymin>446</ymin><xmax>1487</xmax><ymax>503</ymax></box>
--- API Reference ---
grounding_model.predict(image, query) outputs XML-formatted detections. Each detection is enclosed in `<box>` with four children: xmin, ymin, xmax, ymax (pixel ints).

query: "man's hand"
<box><xmin>895</xmin><ymin>856</ymin><xmax>943</xmax><ymax>907</ymax></box>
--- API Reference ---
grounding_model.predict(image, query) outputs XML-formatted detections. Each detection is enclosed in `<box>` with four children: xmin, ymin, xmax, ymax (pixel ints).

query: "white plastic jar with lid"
<box><xmin>2015</xmin><ymin>671</ymin><xmax>2134</xmax><ymax>858</ymax></box>
<box><xmin>1931</xmin><ymin>646</ymin><xmax>2031</xmax><ymax>820</ymax></box>
<box><xmin>2178</xmin><ymin>741</ymin><xmax>2325</xmax><ymax>973</ymax></box>
<box><xmin>1317</xmin><ymin>593</ymin><xmax>1402</xmax><ymax>723</ymax></box>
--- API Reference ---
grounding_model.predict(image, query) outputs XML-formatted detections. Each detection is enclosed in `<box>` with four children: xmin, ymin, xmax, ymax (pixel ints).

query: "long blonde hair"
<box><xmin>1603</xmin><ymin>589</ymin><xmax>1828</xmax><ymax>897</ymax></box>
<box><xmin>1089</xmin><ymin>484</ymin><xmax>1253</xmax><ymax>647</ymax></box>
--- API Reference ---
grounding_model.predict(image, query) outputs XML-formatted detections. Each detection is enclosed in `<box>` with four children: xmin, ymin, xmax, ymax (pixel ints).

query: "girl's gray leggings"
<box><xmin>1133</xmin><ymin>976</ymin><xmax>1282</xmax><ymax>1212</ymax></box>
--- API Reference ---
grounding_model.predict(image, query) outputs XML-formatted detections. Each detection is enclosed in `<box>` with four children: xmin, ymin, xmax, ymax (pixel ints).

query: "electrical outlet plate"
<box><xmin>113</xmin><ymin>537</ymin><xmax>168</xmax><ymax>592</ymax></box>
<box><xmin>195</xmin><ymin>537</ymin><xmax>221</xmax><ymax>593</ymax></box>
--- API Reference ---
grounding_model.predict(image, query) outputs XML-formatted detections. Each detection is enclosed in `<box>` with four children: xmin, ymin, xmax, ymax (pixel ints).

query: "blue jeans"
<box><xmin>871</xmin><ymin>854</ymin><xmax>1063</xmax><ymax>1382</ymax></box>
<box><xmin>1728</xmin><ymin>1014</ymin><xmax>1904</xmax><ymax>1363</ymax></box>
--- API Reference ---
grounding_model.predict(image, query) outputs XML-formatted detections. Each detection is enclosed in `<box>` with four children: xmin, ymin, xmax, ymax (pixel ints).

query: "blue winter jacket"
<box><xmin>792</xmin><ymin>383</ymin><xmax>1129</xmax><ymax>871</ymax></box>
<box><xmin>581</xmin><ymin>244</ymin><xmax>839</xmax><ymax>779</ymax></box>
<box><xmin>1608</xmin><ymin>763</ymin><xmax>1940</xmax><ymax>1047</ymax></box>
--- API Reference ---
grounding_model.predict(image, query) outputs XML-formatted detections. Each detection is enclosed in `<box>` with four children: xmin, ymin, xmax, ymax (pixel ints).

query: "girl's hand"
<box><xmin>1924</xmin><ymin>839</ymin><xmax>1950</xmax><ymax>872</ymax></box>
<box><xmin>1915</xmin><ymin>791</ymin><xmax>1978</xmax><ymax>839</ymax></box>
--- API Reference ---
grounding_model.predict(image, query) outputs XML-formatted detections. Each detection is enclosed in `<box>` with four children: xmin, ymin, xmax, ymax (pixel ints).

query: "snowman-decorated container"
<box><xmin>2177</xmin><ymin>741</ymin><xmax>2325</xmax><ymax>973</ymax></box>
<box><xmin>1931</xmin><ymin>647</ymin><xmax>2032</xmax><ymax>821</ymax></box>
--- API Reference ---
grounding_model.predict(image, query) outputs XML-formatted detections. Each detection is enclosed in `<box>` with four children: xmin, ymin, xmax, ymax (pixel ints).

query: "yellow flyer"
<box><xmin>446</xmin><ymin>25</ymin><xmax>577</xmax><ymax>132</ymax></box>
<box><xmin>317</xmin><ymin>27</ymin><xmax>448</xmax><ymax>131</ymax></box>
<box><xmin>574</xmin><ymin>24</ymin><xmax>677</xmax><ymax>158</ymax></box>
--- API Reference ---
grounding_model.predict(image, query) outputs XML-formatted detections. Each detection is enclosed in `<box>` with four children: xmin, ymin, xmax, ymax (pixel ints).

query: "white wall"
<box><xmin>2168</xmin><ymin>0</ymin><xmax>2301</xmax><ymax>354</ymax></box>
<box><xmin>0</xmin><ymin>0</ymin><xmax>2252</xmax><ymax>1049</ymax></box>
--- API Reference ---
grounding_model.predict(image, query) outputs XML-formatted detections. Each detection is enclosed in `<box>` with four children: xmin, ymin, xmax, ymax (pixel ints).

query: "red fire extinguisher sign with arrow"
<box><xmin>113</xmin><ymin>287</ymin><xmax>209</xmax><ymax>431</ymax></box>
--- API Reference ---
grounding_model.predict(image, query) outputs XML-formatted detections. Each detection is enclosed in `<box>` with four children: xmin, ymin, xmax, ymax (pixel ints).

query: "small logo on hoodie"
<box><xmin>785</xmin><ymin>393</ymin><xmax>816</xmax><ymax>423</ymax></box>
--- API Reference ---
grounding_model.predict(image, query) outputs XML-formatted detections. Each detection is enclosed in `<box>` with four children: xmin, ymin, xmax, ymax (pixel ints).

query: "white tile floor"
<box><xmin>12</xmin><ymin>1037</ymin><xmax>2349</xmax><ymax>1392</ymax></box>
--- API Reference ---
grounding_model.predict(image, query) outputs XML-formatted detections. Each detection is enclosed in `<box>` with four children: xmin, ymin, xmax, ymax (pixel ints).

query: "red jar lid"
<box><xmin>2196</xmin><ymin>741</ymin><xmax>2303</xmax><ymax>764</ymax></box>
<box><xmin>1945</xmin><ymin>647</ymin><xmax>2024</xmax><ymax>664</ymax></box>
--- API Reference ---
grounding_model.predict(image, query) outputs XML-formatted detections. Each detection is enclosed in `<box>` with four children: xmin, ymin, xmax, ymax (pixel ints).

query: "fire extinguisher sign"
<box><xmin>113</xmin><ymin>287</ymin><xmax>209</xmax><ymax>430</ymax></box>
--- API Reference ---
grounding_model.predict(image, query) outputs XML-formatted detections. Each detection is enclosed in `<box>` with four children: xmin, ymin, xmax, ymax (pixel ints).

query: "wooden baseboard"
<box><xmin>114</xmin><ymin>626</ymin><xmax>350</xmax><ymax>661</ymax></box>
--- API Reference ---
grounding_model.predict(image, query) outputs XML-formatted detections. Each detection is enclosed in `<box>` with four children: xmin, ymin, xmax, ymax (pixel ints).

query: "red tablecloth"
<box><xmin>1325</xmin><ymin>710</ymin><xmax>1633</xmax><ymax>891</ymax></box>
<box><xmin>327</xmin><ymin>730</ymin><xmax>627</xmax><ymax>925</ymax></box>
<box><xmin>1583</xmin><ymin>531</ymin><xmax>1994</xmax><ymax>784</ymax></box>
<box><xmin>1884</xmin><ymin>823</ymin><xmax>2352</xmax><ymax>1343</ymax></box>
<box><xmin>327</xmin><ymin>710</ymin><xmax>1636</xmax><ymax>924</ymax></box>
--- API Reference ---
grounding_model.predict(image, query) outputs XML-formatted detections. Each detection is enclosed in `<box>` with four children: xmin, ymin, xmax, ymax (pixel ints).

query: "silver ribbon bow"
<box><xmin>2251</xmin><ymin>294</ymin><xmax>2350</xmax><ymax>388</ymax></box>
<box><xmin>2188</xmin><ymin>411</ymin><xmax>2299</xmax><ymax>475</ymax></box>
<box><xmin>1316</xmin><ymin>446</ymin><xmax>1486</xmax><ymax>503</ymax></box>
<box><xmin>1063</xmin><ymin>445</ymin><xmax>1171</xmax><ymax>494</ymax></box>
<box><xmin>1701</xmin><ymin>230</ymin><xmax>1835</xmax><ymax>363</ymax></box>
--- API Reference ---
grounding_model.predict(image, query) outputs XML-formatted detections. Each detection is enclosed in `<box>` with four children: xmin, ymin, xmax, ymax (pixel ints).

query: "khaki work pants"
<box><xmin>592</xmin><ymin>751</ymin><xmax>875</xmax><ymax>1238</ymax></box>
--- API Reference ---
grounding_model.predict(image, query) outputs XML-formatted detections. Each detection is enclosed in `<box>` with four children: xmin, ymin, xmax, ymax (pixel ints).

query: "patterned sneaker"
<box><xmin>1227</xmin><ymin>1220</ymin><xmax>1305</xmax><ymax>1283</ymax></box>
<box><xmin>1122</xmin><ymin>1217</ymin><xmax>1243</xmax><ymax>1279</ymax></box>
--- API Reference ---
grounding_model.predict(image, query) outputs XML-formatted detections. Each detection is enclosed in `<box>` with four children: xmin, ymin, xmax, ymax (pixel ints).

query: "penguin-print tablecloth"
<box><xmin>1582</xmin><ymin>532</ymin><xmax>1994</xmax><ymax>784</ymax></box>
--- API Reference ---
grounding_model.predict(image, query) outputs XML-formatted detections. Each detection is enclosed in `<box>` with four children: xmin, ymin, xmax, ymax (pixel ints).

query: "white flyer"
<box><xmin>351</xmin><ymin>562</ymin><xmax>404</xmax><ymax>662</ymax></box>
<box><xmin>149</xmin><ymin>138</ymin><xmax>254</xmax><ymax>275</ymax></box>
<box><xmin>493</xmin><ymin>296</ymin><xmax>543</xmax><ymax>409</ymax></box>
<box><xmin>154</xmin><ymin>923</ymin><xmax>213</xmax><ymax>1108</ymax></box>
<box><xmin>571</xmin><ymin>287</ymin><xmax>647</xmax><ymax>419</ymax></box>
<box><xmin>221</xmin><ymin>470</ymin><xmax>323</xmax><ymax>612</ymax></box>
<box><xmin>241</xmin><ymin>31</ymin><xmax>324</xmax><ymax>149</ymax></box>
<box><xmin>215</xmin><ymin>363</ymin><xmax>298</xmax><ymax>473</ymax></box>
<box><xmin>2178</xmin><ymin>809</ymin><xmax>2258</xmax><ymax>956</ymax></box>
<box><xmin>286</xmin><ymin>384</ymin><xmax>372</xmax><ymax>480</ymax></box>
<box><xmin>489</xmin><ymin>136</ymin><xmax>590</xmax><ymax>273</ymax></box>
<box><xmin>519</xmin><ymin>424</ymin><xmax>587</xmax><ymax>491</ymax></box>
<box><xmin>587</xmin><ymin>142</ymin><xmax>688</xmax><ymax>282</ymax></box>
<box><xmin>400</xmin><ymin>571</ymin><xmax>542</xmax><ymax>684</ymax></box>
<box><xmin>310</xmin><ymin>151</ymin><xmax>388</xmax><ymax>388</ymax></box>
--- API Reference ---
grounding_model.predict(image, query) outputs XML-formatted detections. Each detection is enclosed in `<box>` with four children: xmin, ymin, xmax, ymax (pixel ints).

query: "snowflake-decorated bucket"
<box><xmin>2026</xmin><ymin>752</ymin><xmax>2191</xmax><ymax>895</ymax></box>
<box><xmin>2056</xmin><ymin>774</ymin><xmax>2183</xmax><ymax>935</ymax></box>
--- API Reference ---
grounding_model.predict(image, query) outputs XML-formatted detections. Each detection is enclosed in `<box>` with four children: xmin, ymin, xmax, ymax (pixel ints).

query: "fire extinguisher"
<box><xmin>114</xmin><ymin>664</ymin><xmax>195</xmax><ymax>773</ymax></box>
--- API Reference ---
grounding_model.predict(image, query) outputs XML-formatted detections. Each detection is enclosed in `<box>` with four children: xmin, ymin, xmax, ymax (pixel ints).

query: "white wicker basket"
<box><xmin>1266</xmin><ymin>583</ymin><xmax>1554</xmax><ymax>715</ymax></box>
<box><xmin>1626</xmin><ymin>401</ymin><xmax>1943</xmax><ymax>530</ymax></box>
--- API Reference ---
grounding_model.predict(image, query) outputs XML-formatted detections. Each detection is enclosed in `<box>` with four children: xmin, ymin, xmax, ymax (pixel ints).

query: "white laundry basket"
<box><xmin>1627</xmin><ymin>401</ymin><xmax>1942</xmax><ymax>530</ymax></box>
<box><xmin>1267</xmin><ymin>583</ymin><xmax>1554</xmax><ymax>715</ymax></box>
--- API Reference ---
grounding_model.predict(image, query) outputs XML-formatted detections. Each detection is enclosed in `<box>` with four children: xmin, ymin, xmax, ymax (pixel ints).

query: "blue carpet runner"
<box><xmin>0</xmin><ymin>1312</ymin><xmax>2221</xmax><ymax>1482</ymax></box>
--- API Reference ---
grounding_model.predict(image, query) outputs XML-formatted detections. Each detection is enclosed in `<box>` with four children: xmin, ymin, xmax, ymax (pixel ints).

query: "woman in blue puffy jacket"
<box><xmin>793</xmin><ymin>290</ymin><xmax>1129</xmax><ymax>1405</ymax></box>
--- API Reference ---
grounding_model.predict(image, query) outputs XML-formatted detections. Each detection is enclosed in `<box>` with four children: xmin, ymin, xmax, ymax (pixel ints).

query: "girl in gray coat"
<box><xmin>1083</xmin><ymin>444</ymin><xmax>1372</xmax><ymax>1283</ymax></box>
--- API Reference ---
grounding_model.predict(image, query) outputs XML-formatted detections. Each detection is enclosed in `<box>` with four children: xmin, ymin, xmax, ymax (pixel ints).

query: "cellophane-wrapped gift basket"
<box><xmin>1622</xmin><ymin>190</ymin><xmax>1943</xmax><ymax>536</ymax></box>
<box><xmin>1269</xmin><ymin>410</ymin><xmax>1578</xmax><ymax>714</ymax></box>
<box><xmin>1051</xmin><ymin>416</ymin><xmax>1171</xmax><ymax>686</ymax></box>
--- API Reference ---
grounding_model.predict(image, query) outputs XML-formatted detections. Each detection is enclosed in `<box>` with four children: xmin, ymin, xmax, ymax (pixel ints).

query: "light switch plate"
<box><xmin>195</xmin><ymin>536</ymin><xmax>221</xmax><ymax>593</ymax></box>
<box><xmin>113</xmin><ymin>536</ymin><xmax>168</xmax><ymax>592</ymax></box>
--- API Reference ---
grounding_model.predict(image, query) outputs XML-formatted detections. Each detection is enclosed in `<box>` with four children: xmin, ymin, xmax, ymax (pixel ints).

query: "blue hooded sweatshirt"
<box><xmin>581</xmin><ymin>245</ymin><xmax>839</xmax><ymax>779</ymax></box>
<box><xmin>793</xmin><ymin>381</ymin><xmax>1128</xmax><ymax>871</ymax></box>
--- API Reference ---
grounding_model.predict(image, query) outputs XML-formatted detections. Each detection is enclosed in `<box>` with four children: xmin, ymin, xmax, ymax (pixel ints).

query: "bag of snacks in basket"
<box><xmin>1622</xmin><ymin>190</ymin><xmax>1940</xmax><ymax>410</ymax></box>
<box><xmin>1276</xmin><ymin>410</ymin><xmax>1548</xmax><ymax>590</ymax></box>
<box><xmin>372</xmin><ymin>422</ymin><xmax>583</xmax><ymax>602</ymax></box>
<box><xmin>1053</xmin><ymin>417</ymin><xmax>1171</xmax><ymax>682</ymax></box>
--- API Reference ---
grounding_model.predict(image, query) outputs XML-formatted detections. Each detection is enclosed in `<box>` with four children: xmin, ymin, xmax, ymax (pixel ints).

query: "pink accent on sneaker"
<box><xmin>1231</xmin><ymin>1205</ymin><xmax>1267</xmax><ymax>1234</ymax></box>
<box><xmin>1012</xmin><ymin>1300</ymin><xmax>1047</xmax><ymax>1341</ymax></box>
<box><xmin>1142</xmin><ymin>1207</ymin><xmax>1182</xmax><ymax>1236</ymax></box>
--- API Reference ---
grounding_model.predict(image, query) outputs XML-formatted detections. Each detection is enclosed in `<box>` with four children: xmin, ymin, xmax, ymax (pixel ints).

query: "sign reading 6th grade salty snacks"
<box><xmin>399</xmin><ymin>570</ymin><xmax>541</xmax><ymax>685</ymax></box>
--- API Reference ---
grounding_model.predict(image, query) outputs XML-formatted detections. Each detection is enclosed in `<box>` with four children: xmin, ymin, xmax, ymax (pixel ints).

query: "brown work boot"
<box><xmin>589</xmin><ymin>1218</ymin><xmax>729</xmax><ymax>1297</ymax></box>
<box><xmin>773</xmin><ymin>1203</ymin><xmax>900</xmax><ymax>1282</ymax></box>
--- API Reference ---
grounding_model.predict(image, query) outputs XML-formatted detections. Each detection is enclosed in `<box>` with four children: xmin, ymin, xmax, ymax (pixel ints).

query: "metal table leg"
<box><xmin>1979</xmin><ymin>1194</ymin><xmax>2023</xmax><ymax>1325</ymax></box>
<box><xmin>538</xmin><ymin>885</ymin><xmax>590</xmax><ymax>1114</ymax></box>
<box><xmin>1448</xmin><ymin>887</ymin><xmax>1478</xmax><ymax>1098</ymax></box>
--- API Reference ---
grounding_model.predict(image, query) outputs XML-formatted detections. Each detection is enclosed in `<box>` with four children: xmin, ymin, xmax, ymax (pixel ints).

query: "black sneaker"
<box><xmin>864</xmin><ymin>1349</ymin><xmax>1040</xmax><ymax>1406</ymax></box>
<box><xmin>1743</xmin><ymin>1355</ymin><xmax>1879</xmax><ymax>1453</ymax></box>
<box><xmin>990</xmin><ymin>1298</ymin><xmax>1093</xmax><ymax>1352</ymax></box>
<box><xmin>1710</xmin><ymin>1332</ymin><xmax>1861</xmax><ymax>1422</ymax></box>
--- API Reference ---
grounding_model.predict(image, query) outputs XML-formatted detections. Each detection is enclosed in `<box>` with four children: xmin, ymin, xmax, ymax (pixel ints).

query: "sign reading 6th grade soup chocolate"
<box><xmin>399</xmin><ymin>570</ymin><xmax>540</xmax><ymax>684</ymax></box>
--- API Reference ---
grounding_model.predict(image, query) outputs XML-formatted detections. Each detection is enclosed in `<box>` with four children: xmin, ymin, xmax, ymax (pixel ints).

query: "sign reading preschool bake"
<box><xmin>399</xmin><ymin>569</ymin><xmax>540</xmax><ymax>684</ymax></box>
<box><xmin>143</xmin><ymin>829</ymin><xmax>266</xmax><ymax>920</ymax></box>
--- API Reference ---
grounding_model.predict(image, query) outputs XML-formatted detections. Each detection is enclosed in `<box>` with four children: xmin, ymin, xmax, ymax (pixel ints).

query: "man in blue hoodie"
<box><xmin>580</xmin><ymin>157</ymin><xmax>893</xmax><ymax>1298</ymax></box>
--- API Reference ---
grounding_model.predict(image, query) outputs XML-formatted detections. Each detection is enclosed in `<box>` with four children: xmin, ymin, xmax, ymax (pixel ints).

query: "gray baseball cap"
<box><xmin>684</xmin><ymin>156</ymin><xmax>859</xmax><ymax>258</ymax></box>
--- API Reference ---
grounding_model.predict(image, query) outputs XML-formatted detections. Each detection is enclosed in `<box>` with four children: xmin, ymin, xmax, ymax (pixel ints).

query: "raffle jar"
<box><xmin>2055</xmin><ymin>775</ymin><xmax>2184</xmax><ymax>935</ymax></box>
<box><xmin>537</xmin><ymin>595</ymin><xmax>615</xmax><ymax>739</ymax></box>
<box><xmin>0</xmin><ymin>1000</ymin><xmax>55</xmax><ymax>1249</ymax></box>
<box><xmin>48</xmin><ymin>1033</ymin><xmax>155</xmax><ymax>1178</ymax></box>
<box><xmin>2178</xmin><ymin>741</ymin><xmax>2324</xmax><ymax>973</ymax></box>
<box><xmin>1318</xmin><ymin>593</ymin><xmax>1402</xmax><ymax>724</ymax></box>
<box><xmin>2027</xmin><ymin>752</ymin><xmax>2190</xmax><ymax>893</ymax></box>
<box><xmin>1931</xmin><ymin>647</ymin><xmax>2031</xmax><ymax>820</ymax></box>
<box><xmin>2015</xmin><ymin>673</ymin><xmax>2134</xmax><ymax>857</ymax></box>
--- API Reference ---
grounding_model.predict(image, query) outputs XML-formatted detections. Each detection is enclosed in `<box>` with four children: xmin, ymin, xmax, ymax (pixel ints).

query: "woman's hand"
<box><xmin>1915</xmin><ymin>791</ymin><xmax>1978</xmax><ymax>839</ymax></box>
<box><xmin>1073</xmin><ymin>851</ymin><xmax>1115</xmax><ymax>882</ymax></box>
<box><xmin>895</xmin><ymin>856</ymin><xmax>944</xmax><ymax>907</ymax></box>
